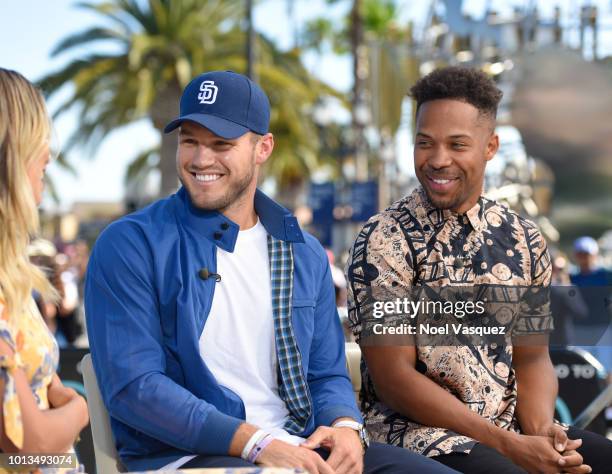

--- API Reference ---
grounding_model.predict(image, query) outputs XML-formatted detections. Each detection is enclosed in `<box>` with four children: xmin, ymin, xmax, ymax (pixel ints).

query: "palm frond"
<box><xmin>50</xmin><ymin>27</ymin><xmax>128</xmax><ymax>56</ymax></box>
<box><xmin>118</xmin><ymin>0</ymin><xmax>159</xmax><ymax>34</ymax></box>
<box><xmin>43</xmin><ymin>0</ymin><xmax>345</xmax><ymax>200</ymax></box>
<box><xmin>125</xmin><ymin>145</ymin><xmax>159</xmax><ymax>184</ymax></box>
<box><xmin>74</xmin><ymin>1</ymin><xmax>133</xmax><ymax>33</ymax></box>
<box><xmin>54</xmin><ymin>152</ymin><xmax>77</xmax><ymax>175</ymax></box>
<box><xmin>43</xmin><ymin>174</ymin><xmax>60</xmax><ymax>204</ymax></box>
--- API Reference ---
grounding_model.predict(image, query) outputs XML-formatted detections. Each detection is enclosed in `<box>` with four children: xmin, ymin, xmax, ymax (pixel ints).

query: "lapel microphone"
<box><xmin>198</xmin><ymin>268</ymin><xmax>222</xmax><ymax>282</ymax></box>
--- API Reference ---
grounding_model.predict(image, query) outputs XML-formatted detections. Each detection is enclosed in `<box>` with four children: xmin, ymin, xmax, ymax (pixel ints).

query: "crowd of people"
<box><xmin>28</xmin><ymin>238</ymin><xmax>89</xmax><ymax>349</ymax></box>
<box><xmin>1</xmin><ymin>63</ymin><xmax>611</xmax><ymax>474</ymax></box>
<box><xmin>550</xmin><ymin>237</ymin><xmax>612</xmax><ymax>373</ymax></box>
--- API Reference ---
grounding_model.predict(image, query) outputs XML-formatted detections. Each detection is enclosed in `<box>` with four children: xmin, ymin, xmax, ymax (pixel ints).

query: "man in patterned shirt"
<box><xmin>347</xmin><ymin>66</ymin><xmax>612</xmax><ymax>473</ymax></box>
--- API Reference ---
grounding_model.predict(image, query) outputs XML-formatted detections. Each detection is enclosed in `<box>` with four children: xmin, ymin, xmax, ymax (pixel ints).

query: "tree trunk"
<box><xmin>350</xmin><ymin>0</ymin><xmax>369</xmax><ymax>181</ymax></box>
<box><xmin>246</xmin><ymin>0</ymin><xmax>256</xmax><ymax>80</ymax></box>
<box><xmin>150</xmin><ymin>81</ymin><xmax>182</xmax><ymax>198</ymax></box>
<box><xmin>157</xmin><ymin>127</ymin><xmax>180</xmax><ymax>198</ymax></box>
<box><xmin>275</xmin><ymin>179</ymin><xmax>305</xmax><ymax>211</ymax></box>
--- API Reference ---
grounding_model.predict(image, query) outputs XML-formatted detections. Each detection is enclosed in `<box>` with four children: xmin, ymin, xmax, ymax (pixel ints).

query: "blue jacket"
<box><xmin>84</xmin><ymin>187</ymin><xmax>361</xmax><ymax>471</ymax></box>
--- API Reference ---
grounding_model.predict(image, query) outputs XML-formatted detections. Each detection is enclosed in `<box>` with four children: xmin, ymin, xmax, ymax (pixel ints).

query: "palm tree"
<box><xmin>40</xmin><ymin>0</ymin><xmax>245</xmax><ymax>198</ymax></box>
<box><xmin>303</xmin><ymin>0</ymin><xmax>414</xmax><ymax>160</ymax></box>
<box><xmin>41</xmin><ymin>0</ymin><xmax>340</xmax><ymax>208</ymax></box>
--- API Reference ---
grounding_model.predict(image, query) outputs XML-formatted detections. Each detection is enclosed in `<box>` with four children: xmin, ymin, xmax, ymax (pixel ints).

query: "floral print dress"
<box><xmin>0</xmin><ymin>298</ymin><xmax>81</xmax><ymax>473</ymax></box>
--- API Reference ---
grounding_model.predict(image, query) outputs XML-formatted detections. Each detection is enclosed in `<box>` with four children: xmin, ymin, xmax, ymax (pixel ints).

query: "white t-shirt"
<box><xmin>163</xmin><ymin>219</ymin><xmax>303</xmax><ymax>470</ymax></box>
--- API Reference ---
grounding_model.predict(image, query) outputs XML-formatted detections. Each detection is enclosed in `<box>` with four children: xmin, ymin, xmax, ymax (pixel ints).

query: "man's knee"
<box><xmin>433</xmin><ymin>443</ymin><xmax>526</xmax><ymax>474</ymax></box>
<box><xmin>364</xmin><ymin>442</ymin><xmax>458</xmax><ymax>473</ymax></box>
<box><xmin>567</xmin><ymin>426</ymin><xmax>612</xmax><ymax>472</ymax></box>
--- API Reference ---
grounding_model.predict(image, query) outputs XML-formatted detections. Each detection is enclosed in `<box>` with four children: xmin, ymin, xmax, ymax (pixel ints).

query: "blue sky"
<box><xmin>1</xmin><ymin>0</ymin><xmax>609</xmax><ymax>210</ymax></box>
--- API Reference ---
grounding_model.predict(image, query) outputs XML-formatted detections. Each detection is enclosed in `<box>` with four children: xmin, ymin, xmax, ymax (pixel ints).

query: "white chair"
<box><xmin>80</xmin><ymin>346</ymin><xmax>362</xmax><ymax>473</ymax></box>
<box><xmin>345</xmin><ymin>342</ymin><xmax>362</xmax><ymax>398</ymax></box>
<box><xmin>81</xmin><ymin>354</ymin><xmax>124</xmax><ymax>474</ymax></box>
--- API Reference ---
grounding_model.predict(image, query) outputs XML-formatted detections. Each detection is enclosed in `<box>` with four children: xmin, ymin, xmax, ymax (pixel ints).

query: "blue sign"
<box><xmin>308</xmin><ymin>182</ymin><xmax>335</xmax><ymax>247</ymax></box>
<box><xmin>350</xmin><ymin>180</ymin><xmax>378</xmax><ymax>222</ymax></box>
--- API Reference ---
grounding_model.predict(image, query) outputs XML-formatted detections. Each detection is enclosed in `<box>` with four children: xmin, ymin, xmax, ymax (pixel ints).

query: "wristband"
<box><xmin>332</xmin><ymin>420</ymin><xmax>362</xmax><ymax>430</ymax></box>
<box><xmin>248</xmin><ymin>434</ymin><xmax>274</xmax><ymax>463</ymax></box>
<box><xmin>241</xmin><ymin>429</ymin><xmax>266</xmax><ymax>460</ymax></box>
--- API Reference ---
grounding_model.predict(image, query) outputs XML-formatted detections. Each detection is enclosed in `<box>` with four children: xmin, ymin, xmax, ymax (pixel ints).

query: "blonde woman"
<box><xmin>0</xmin><ymin>69</ymin><xmax>88</xmax><ymax>471</ymax></box>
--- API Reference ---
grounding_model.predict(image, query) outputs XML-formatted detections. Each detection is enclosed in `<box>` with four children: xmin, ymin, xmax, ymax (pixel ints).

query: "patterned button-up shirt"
<box><xmin>346</xmin><ymin>187</ymin><xmax>552</xmax><ymax>457</ymax></box>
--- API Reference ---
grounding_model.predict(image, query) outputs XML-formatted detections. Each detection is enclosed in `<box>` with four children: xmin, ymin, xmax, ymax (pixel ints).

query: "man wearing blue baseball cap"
<box><xmin>84</xmin><ymin>71</ymin><xmax>455</xmax><ymax>473</ymax></box>
<box><xmin>571</xmin><ymin>237</ymin><xmax>609</xmax><ymax>287</ymax></box>
<box><xmin>570</xmin><ymin>236</ymin><xmax>612</xmax><ymax>373</ymax></box>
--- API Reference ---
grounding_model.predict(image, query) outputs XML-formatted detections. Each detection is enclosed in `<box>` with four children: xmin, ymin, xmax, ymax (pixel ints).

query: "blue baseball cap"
<box><xmin>164</xmin><ymin>70</ymin><xmax>270</xmax><ymax>139</ymax></box>
<box><xmin>574</xmin><ymin>236</ymin><xmax>599</xmax><ymax>255</ymax></box>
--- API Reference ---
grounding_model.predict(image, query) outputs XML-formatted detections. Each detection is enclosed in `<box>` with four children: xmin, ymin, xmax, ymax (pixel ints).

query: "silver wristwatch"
<box><xmin>333</xmin><ymin>420</ymin><xmax>370</xmax><ymax>451</ymax></box>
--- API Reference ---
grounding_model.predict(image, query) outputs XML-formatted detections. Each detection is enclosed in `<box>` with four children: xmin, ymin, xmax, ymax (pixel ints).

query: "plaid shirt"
<box><xmin>268</xmin><ymin>234</ymin><xmax>312</xmax><ymax>433</ymax></box>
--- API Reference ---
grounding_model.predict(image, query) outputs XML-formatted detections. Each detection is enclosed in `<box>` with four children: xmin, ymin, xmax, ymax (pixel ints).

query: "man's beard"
<box><xmin>195</xmin><ymin>166</ymin><xmax>254</xmax><ymax>212</ymax></box>
<box><xmin>417</xmin><ymin>166</ymin><xmax>469</xmax><ymax>211</ymax></box>
<box><xmin>182</xmin><ymin>149</ymin><xmax>256</xmax><ymax>212</ymax></box>
<box><xmin>422</xmin><ymin>187</ymin><xmax>463</xmax><ymax>210</ymax></box>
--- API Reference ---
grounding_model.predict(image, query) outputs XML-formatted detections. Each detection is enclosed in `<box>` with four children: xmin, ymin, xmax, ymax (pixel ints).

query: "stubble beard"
<box><xmin>417</xmin><ymin>173</ymin><xmax>464</xmax><ymax>211</ymax></box>
<box><xmin>423</xmin><ymin>187</ymin><xmax>462</xmax><ymax>210</ymax></box>
<box><xmin>183</xmin><ymin>150</ymin><xmax>256</xmax><ymax>212</ymax></box>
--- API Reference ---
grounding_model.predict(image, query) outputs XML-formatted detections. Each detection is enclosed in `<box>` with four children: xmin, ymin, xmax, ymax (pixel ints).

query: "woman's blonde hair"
<box><xmin>0</xmin><ymin>68</ymin><xmax>56</xmax><ymax>318</ymax></box>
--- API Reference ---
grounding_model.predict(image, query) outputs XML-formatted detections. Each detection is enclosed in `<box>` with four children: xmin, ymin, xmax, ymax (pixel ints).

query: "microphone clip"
<box><xmin>198</xmin><ymin>268</ymin><xmax>221</xmax><ymax>282</ymax></box>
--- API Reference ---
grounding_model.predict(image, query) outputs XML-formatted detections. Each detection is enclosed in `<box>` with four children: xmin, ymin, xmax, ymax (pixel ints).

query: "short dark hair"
<box><xmin>409</xmin><ymin>66</ymin><xmax>503</xmax><ymax>120</ymax></box>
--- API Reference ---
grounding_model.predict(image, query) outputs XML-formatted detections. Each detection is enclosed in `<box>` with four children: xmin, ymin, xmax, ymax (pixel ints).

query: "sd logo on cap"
<box><xmin>164</xmin><ymin>70</ymin><xmax>270</xmax><ymax>139</ymax></box>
